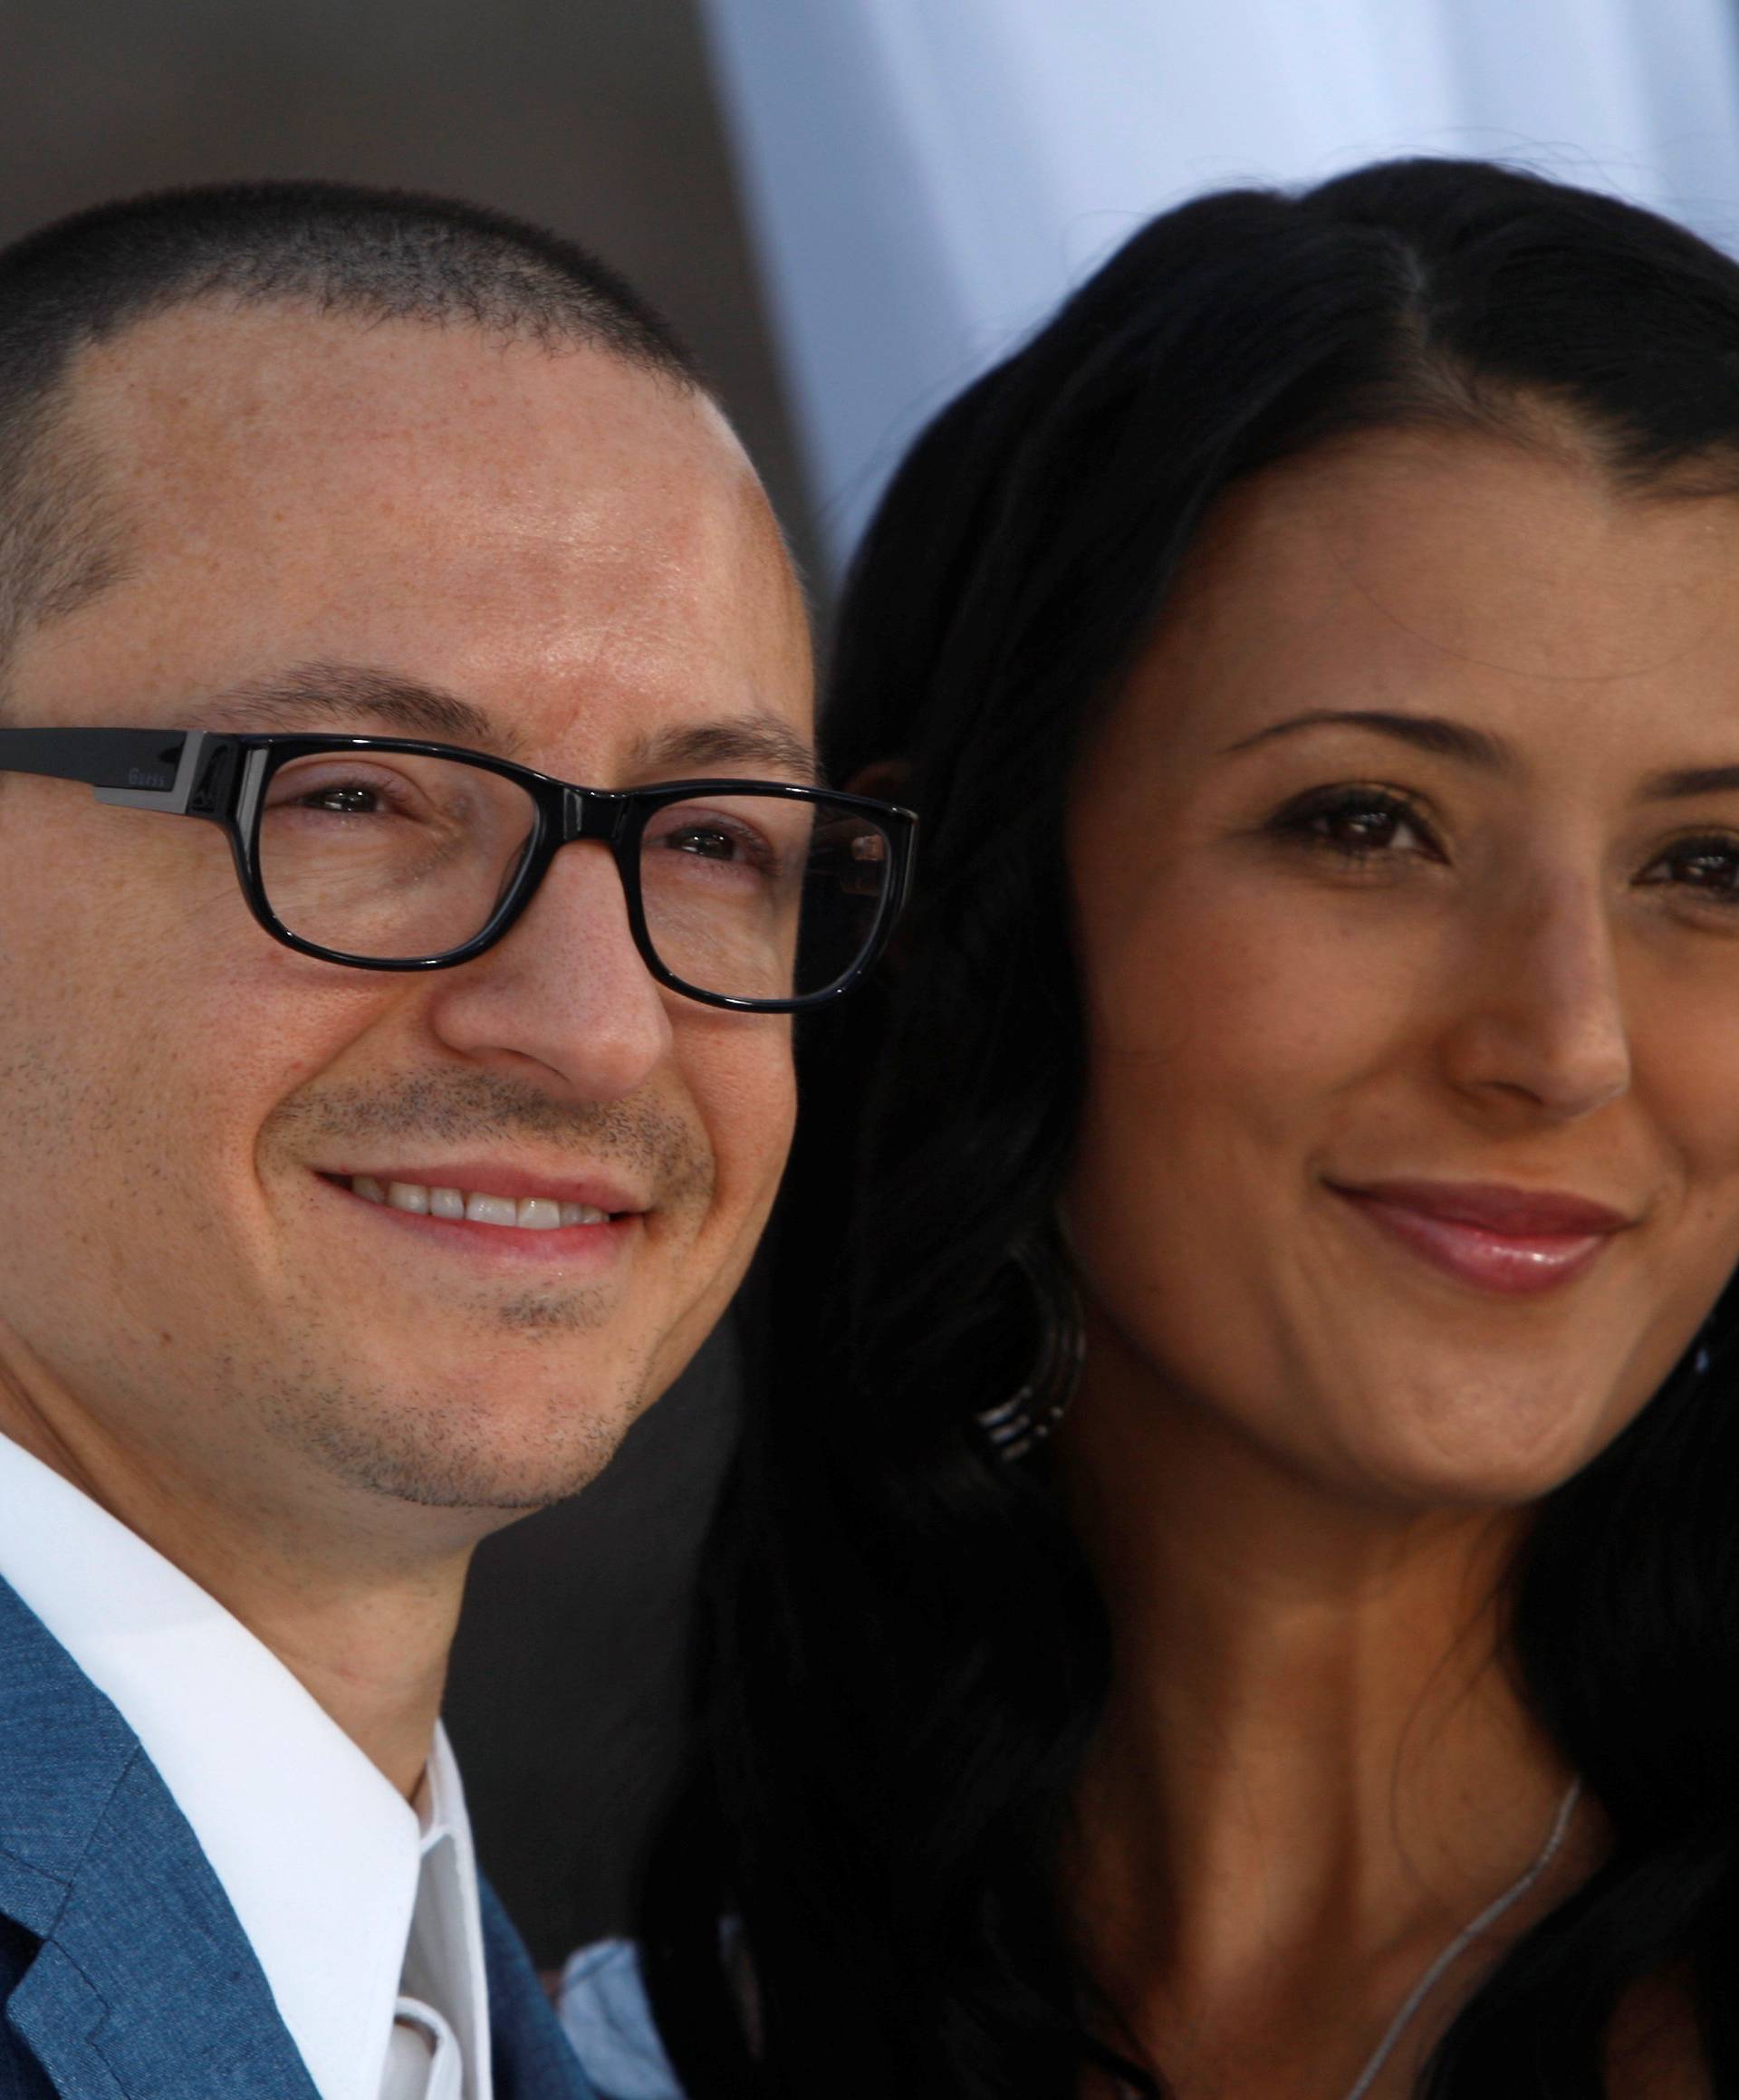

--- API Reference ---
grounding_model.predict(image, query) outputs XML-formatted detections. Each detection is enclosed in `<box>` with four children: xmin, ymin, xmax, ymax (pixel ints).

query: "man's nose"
<box><xmin>1436</xmin><ymin>868</ymin><xmax>1632</xmax><ymax>1124</ymax></box>
<box><xmin>422</xmin><ymin>839</ymin><xmax>673</xmax><ymax>1098</ymax></box>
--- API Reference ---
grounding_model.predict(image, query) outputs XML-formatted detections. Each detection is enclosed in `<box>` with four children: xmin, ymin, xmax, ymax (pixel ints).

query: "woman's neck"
<box><xmin>1057</xmin><ymin>1341</ymin><xmax>1588</xmax><ymax>2092</ymax></box>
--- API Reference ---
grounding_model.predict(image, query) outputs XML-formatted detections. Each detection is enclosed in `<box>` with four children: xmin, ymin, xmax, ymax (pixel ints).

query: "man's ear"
<box><xmin>846</xmin><ymin>755</ymin><xmax>912</xmax><ymax>803</ymax></box>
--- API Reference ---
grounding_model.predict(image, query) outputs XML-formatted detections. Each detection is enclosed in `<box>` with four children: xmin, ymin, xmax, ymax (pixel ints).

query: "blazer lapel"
<box><xmin>0</xmin><ymin>1577</ymin><xmax>319</xmax><ymax>2100</ymax></box>
<box><xmin>480</xmin><ymin>1877</ymin><xmax>600</xmax><ymax>2100</ymax></box>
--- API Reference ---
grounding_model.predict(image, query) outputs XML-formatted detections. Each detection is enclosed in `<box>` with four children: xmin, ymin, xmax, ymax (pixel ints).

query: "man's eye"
<box><xmin>266</xmin><ymin>772</ymin><xmax>418</xmax><ymax>818</ymax></box>
<box><xmin>1270</xmin><ymin>787</ymin><xmax>1437</xmax><ymax>861</ymax></box>
<box><xmin>1641</xmin><ymin>836</ymin><xmax>1739</xmax><ymax>900</ymax></box>
<box><xmin>303</xmin><ymin>784</ymin><xmax>382</xmax><ymax>815</ymax></box>
<box><xmin>667</xmin><ymin>826</ymin><xmax>737</xmax><ymax>860</ymax></box>
<box><xmin>646</xmin><ymin>816</ymin><xmax>781</xmax><ymax>877</ymax></box>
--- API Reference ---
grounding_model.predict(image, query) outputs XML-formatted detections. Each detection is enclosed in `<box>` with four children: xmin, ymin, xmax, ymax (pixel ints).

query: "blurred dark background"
<box><xmin>0</xmin><ymin>0</ymin><xmax>802</xmax><ymax>1966</ymax></box>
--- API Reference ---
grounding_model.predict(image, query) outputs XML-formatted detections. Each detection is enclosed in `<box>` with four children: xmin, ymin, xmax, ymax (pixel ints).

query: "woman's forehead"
<box><xmin>1119</xmin><ymin>428</ymin><xmax>1739</xmax><ymax>763</ymax></box>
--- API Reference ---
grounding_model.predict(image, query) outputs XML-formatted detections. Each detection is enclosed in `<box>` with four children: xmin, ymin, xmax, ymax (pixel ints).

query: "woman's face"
<box><xmin>1062</xmin><ymin>427</ymin><xmax>1739</xmax><ymax>1509</ymax></box>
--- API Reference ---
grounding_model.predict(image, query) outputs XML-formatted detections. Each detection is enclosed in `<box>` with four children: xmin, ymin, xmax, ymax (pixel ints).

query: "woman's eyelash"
<box><xmin>1263</xmin><ymin>797</ymin><xmax>1739</xmax><ymax>908</ymax></box>
<box><xmin>1640</xmin><ymin>834</ymin><xmax>1739</xmax><ymax>903</ymax></box>
<box><xmin>1266</xmin><ymin>785</ymin><xmax>1440</xmax><ymax>861</ymax></box>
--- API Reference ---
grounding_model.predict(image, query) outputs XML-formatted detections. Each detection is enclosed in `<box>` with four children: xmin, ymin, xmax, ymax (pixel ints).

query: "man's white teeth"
<box><xmin>348</xmin><ymin>1175</ymin><xmax>609</xmax><ymax>1229</ymax></box>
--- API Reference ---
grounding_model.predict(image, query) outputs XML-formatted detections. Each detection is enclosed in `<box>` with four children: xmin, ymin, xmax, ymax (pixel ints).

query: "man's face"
<box><xmin>0</xmin><ymin>304</ymin><xmax>810</xmax><ymax>1547</ymax></box>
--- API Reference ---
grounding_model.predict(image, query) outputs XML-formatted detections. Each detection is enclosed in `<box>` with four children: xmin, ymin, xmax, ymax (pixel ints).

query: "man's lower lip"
<box><xmin>1332</xmin><ymin>1188</ymin><xmax>1610</xmax><ymax>1295</ymax></box>
<box><xmin>322</xmin><ymin>1175</ymin><xmax>640</xmax><ymax>1262</ymax></box>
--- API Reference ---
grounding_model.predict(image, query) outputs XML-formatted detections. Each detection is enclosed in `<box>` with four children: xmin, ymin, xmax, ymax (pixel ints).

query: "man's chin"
<box><xmin>317</xmin><ymin>1424</ymin><xmax>633</xmax><ymax>1514</ymax></box>
<box><xmin>265</xmin><ymin>1360</ymin><xmax>647</xmax><ymax>1517</ymax></box>
<box><xmin>484</xmin><ymin>1281</ymin><xmax>624</xmax><ymax>1340</ymax></box>
<box><xmin>369</xmin><ymin>1472</ymin><xmax>584</xmax><ymax>1515</ymax></box>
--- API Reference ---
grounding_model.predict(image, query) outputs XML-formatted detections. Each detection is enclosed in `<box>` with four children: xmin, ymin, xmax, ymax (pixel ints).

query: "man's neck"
<box><xmin>168</xmin><ymin>1521</ymin><xmax>467</xmax><ymax>1798</ymax></box>
<box><xmin>0</xmin><ymin>1364</ymin><xmax>474</xmax><ymax>1798</ymax></box>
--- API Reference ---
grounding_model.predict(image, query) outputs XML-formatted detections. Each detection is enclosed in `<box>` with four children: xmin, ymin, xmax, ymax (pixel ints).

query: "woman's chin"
<box><xmin>1323</xmin><ymin>1373</ymin><xmax>1636</xmax><ymax>1513</ymax></box>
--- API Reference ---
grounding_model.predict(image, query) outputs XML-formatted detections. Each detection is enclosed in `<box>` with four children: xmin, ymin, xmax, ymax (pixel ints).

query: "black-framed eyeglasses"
<box><xmin>0</xmin><ymin>727</ymin><xmax>918</xmax><ymax>1012</ymax></box>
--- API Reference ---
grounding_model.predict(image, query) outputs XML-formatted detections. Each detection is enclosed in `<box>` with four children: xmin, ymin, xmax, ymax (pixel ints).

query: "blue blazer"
<box><xmin>0</xmin><ymin>1573</ymin><xmax>598</xmax><ymax>2099</ymax></box>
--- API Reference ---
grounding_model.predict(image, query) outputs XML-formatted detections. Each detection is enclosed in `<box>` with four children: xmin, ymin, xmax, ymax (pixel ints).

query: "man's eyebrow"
<box><xmin>186</xmin><ymin>671</ymin><xmax>818</xmax><ymax>784</ymax></box>
<box><xmin>1221</xmin><ymin>708</ymin><xmax>1511</xmax><ymax>770</ymax></box>
<box><xmin>624</xmin><ymin>714</ymin><xmax>824</xmax><ymax>787</ymax></box>
<box><xmin>187</xmin><ymin>664</ymin><xmax>520</xmax><ymax>754</ymax></box>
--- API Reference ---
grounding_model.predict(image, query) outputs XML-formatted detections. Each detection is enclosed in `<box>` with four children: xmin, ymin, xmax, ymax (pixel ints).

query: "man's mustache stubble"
<box><xmin>264</xmin><ymin>1069</ymin><xmax>716</xmax><ymax>1209</ymax></box>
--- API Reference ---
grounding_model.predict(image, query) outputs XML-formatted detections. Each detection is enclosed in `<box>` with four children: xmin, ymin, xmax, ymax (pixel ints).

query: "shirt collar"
<box><xmin>407</xmin><ymin>1726</ymin><xmax>494</xmax><ymax>2097</ymax></box>
<box><xmin>0</xmin><ymin>1431</ymin><xmax>447</xmax><ymax>2100</ymax></box>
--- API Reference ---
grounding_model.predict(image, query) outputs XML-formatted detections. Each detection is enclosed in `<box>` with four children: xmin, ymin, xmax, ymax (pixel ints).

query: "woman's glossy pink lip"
<box><xmin>1329</xmin><ymin>1181</ymin><xmax>1631</xmax><ymax>1297</ymax></box>
<box><xmin>1339</xmin><ymin>1180</ymin><xmax>1632</xmax><ymax>1235</ymax></box>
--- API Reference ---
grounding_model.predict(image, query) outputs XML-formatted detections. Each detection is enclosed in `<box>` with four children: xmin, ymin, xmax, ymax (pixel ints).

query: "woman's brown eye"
<box><xmin>1648</xmin><ymin>839</ymin><xmax>1739</xmax><ymax>898</ymax></box>
<box><xmin>1316</xmin><ymin>804</ymin><xmax>1402</xmax><ymax>851</ymax></box>
<box><xmin>1273</xmin><ymin>789</ymin><xmax>1433</xmax><ymax>861</ymax></box>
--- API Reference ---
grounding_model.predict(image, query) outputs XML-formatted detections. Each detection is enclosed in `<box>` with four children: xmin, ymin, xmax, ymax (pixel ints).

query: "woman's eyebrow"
<box><xmin>1223</xmin><ymin>712</ymin><xmax>1739</xmax><ymax>803</ymax></box>
<box><xmin>1638</xmin><ymin>762</ymin><xmax>1739</xmax><ymax>801</ymax></box>
<box><xmin>1220</xmin><ymin>708</ymin><xmax>1510</xmax><ymax>768</ymax></box>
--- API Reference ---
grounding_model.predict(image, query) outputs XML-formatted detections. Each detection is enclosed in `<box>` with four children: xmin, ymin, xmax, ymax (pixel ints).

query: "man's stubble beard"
<box><xmin>252</xmin><ymin>1069</ymin><xmax>717</xmax><ymax>1510</ymax></box>
<box><xmin>256</xmin><ymin>1340</ymin><xmax>643</xmax><ymax>1513</ymax></box>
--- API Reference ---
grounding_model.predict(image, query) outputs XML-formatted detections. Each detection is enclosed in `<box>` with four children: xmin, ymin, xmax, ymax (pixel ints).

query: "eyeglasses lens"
<box><xmin>255</xmin><ymin>753</ymin><xmax>892</xmax><ymax>1002</ymax></box>
<box><xmin>639</xmin><ymin>792</ymin><xmax>892</xmax><ymax>1002</ymax></box>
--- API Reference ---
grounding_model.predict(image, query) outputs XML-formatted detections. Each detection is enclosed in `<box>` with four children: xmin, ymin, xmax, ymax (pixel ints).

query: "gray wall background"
<box><xmin>0</xmin><ymin>0</ymin><xmax>805</xmax><ymax>1964</ymax></box>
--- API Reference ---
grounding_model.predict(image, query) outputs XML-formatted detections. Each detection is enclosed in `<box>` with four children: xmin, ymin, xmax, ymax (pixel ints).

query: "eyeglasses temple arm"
<box><xmin>89</xmin><ymin>731</ymin><xmax>213</xmax><ymax>812</ymax></box>
<box><xmin>0</xmin><ymin>727</ymin><xmax>227</xmax><ymax>817</ymax></box>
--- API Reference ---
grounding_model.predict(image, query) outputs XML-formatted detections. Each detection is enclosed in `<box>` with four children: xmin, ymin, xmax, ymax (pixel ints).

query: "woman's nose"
<box><xmin>1436</xmin><ymin>868</ymin><xmax>1632</xmax><ymax>1123</ymax></box>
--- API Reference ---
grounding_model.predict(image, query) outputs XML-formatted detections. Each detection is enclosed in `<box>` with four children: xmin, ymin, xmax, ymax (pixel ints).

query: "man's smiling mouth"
<box><xmin>329</xmin><ymin>1174</ymin><xmax>621</xmax><ymax>1232</ymax></box>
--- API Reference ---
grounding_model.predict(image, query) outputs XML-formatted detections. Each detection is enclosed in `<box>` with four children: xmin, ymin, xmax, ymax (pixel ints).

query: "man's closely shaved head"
<box><xmin>0</xmin><ymin>181</ymin><xmax>704</xmax><ymax>686</ymax></box>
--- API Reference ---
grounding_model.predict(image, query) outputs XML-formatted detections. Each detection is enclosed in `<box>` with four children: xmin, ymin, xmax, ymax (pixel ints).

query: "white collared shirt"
<box><xmin>0</xmin><ymin>1432</ymin><xmax>493</xmax><ymax>2100</ymax></box>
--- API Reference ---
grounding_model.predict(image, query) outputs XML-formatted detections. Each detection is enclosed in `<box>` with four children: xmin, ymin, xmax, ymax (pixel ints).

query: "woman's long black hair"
<box><xmin>636</xmin><ymin>158</ymin><xmax>1739</xmax><ymax>2095</ymax></box>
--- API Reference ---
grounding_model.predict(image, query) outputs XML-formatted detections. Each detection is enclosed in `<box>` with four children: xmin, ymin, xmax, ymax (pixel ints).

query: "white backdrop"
<box><xmin>699</xmin><ymin>0</ymin><xmax>1739</xmax><ymax>569</ymax></box>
